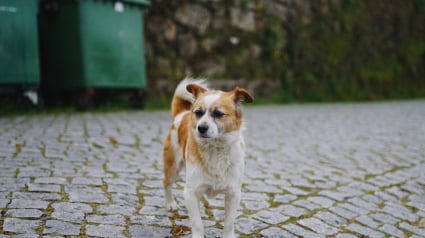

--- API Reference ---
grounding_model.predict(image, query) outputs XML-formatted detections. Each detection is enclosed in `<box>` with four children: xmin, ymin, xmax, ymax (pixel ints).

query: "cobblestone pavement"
<box><xmin>1</xmin><ymin>100</ymin><xmax>425</xmax><ymax>237</ymax></box>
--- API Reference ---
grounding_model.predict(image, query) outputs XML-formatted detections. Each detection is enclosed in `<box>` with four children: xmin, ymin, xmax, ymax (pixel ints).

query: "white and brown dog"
<box><xmin>162</xmin><ymin>78</ymin><xmax>254</xmax><ymax>238</ymax></box>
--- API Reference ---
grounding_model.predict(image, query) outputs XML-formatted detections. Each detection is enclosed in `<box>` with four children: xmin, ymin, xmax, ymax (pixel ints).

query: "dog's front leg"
<box><xmin>184</xmin><ymin>187</ymin><xmax>204</xmax><ymax>238</ymax></box>
<box><xmin>223</xmin><ymin>188</ymin><xmax>241</xmax><ymax>238</ymax></box>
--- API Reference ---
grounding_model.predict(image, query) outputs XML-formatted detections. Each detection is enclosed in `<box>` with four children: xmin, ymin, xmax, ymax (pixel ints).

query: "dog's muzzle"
<box><xmin>197</xmin><ymin>124</ymin><xmax>209</xmax><ymax>136</ymax></box>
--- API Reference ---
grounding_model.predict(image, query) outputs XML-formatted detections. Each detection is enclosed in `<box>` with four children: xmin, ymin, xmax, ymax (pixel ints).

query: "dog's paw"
<box><xmin>165</xmin><ymin>200</ymin><xmax>180</xmax><ymax>211</ymax></box>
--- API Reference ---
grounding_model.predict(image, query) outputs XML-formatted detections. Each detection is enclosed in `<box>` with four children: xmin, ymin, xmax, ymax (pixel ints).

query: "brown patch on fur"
<box><xmin>162</xmin><ymin>133</ymin><xmax>175</xmax><ymax>188</ymax></box>
<box><xmin>233</xmin><ymin>87</ymin><xmax>254</xmax><ymax>103</ymax></box>
<box><xmin>171</xmin><ymin>98</ymin><xmax>191</xmax><ymax>119</ymax></box>
<box><xmin>187</xmin><ymin>84</ymin><xmax>207</xmax><ymax>98</ymax></box>
<box><xmin>177</xmin><ymin>113</ymin><xmax>190</xmax><ymax>161</ymax></box>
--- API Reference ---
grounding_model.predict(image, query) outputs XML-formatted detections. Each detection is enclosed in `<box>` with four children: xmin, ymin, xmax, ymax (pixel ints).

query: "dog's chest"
<box><xmin>202</xmin><ymin>144</ymin><xmax>234</xmax><ymax>177</ymax></box>
<box><xmin>186</xmin><ymin>138</ymin><xmax>244</xmax><ymax>191</ymax></box>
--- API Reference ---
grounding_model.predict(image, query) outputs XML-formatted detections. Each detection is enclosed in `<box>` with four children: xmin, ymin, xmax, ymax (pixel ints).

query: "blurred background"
<box><xmin>1</xmin><ymin>0</ymin><xmax>425</xmax><ymax>114</ymax></box>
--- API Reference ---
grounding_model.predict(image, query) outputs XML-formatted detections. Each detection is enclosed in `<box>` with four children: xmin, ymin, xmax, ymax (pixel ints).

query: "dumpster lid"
<box><xmin>122</xmin><ymin>0</ymin><xmax>150</xmax><ymax>6</ymax></box>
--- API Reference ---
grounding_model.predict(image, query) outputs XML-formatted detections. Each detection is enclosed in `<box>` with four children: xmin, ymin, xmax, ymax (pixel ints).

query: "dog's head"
<box><xmin>186</xmin><ymin>83</ymin><xmax>254</xmax><ymax>139</ymax></box>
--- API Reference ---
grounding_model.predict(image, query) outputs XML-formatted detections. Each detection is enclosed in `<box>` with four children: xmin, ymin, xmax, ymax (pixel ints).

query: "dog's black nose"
<box><xmin>197</xmin><ymin>124</ymin><xmax>209</xmax><ymax>134</ymax></box>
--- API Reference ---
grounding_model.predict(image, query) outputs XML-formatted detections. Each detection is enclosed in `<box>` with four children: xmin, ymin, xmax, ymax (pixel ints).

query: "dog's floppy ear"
<box><xmin>233</xmin><ymin>87</ymin><xmax>254</xmax><ymax>103</ymax></box>
<box><xmin>187</xmin><ymin>84</ymin><xmax>207</xmax><ymax>98</ymax></box>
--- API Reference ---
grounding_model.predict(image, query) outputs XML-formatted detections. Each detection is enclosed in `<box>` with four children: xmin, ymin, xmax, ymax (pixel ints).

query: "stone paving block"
<box><xmin>369</xmin><ymin>212</ymin><xmax>400</xmax><ymax>225</ymax></box>
<box><xmin>72</xmin><ymin>177</ymin><xmax>103</xmax><ymax>186</ymax></box>
<box><xmin>0</xmin><ymin>179</ymin><xmax>29</xmax><ymax>192</ymax></box>
<box><xmin>361</xmin><ymin>193</ymin><xmax>383</xmax><ymax>205</ymax></box>
<box><xmin>335</xmin><ymin>234</ymin><xmax>358</xmax><ymax>238</ymax></box>
<box><xmin>107</xmin><ymin>183</ymin><xmax>137</xmax><ymax>194</ymax></box>
<box><xmin>1</xmin><ymin>234</ymin><xmax>39</xmax><ymax>238</ymax></box>
<box><xmin>339</xmin><ymin>202</ymin><xmax>368</xmax><ymax>215</ymax></box>
<box><xmin>0</xmin><ymin>199</ymin><xmax>9</xmax><ymax>208</ymax></box>
<box><xmin>131</xmin><ymin>215</ymin><xmax>172</xmax><ymax>227</ymax></box>
<box><xmin>407</xmin><ymin>194</ymin><xmax>425</xmax><ymax>211</ymax></box>
<box><xmin>382</xmin><ymin>202</ymin><xmax>418</xmax><ymax>222</ymax></box>
<box><xmin>319</xmin><ymin>190</ymin><xmax>351</xmax><ymax>201</ymax></box>
<box><xmin>129</xmin><ymin>225</ymin><xmax>171</xmax><ymax>238</ymax></box>
<box><xmin>374</xmin><ymin>191</ymin><xmax>399</xmax><ymax>203</ymax></box>
<box><xmin>52</xmin><ymin>211</ymin><xmax>85</xmax><ymax>223</ymax></box>
<box><xmin>138</xmin><ymin>205</ymin><xmax>163</xmax><ymax>215</ymax></box>
<box><xmin>0</xmin><ymin>191</ymin><xmax>9</xmax><ymax>198</ymax></box>
<box><xmin>252</xmin><ymin>210</ymin><xmax>290</xmax><ymax>225</ymax></box>
<box><xmin>86</xmin><ymin>224</ymin><xmax>126</xmax><ymax>238</ymax></box>
<box><xmin>399</xmin><ymin>222</ymin><xmax>425</xmax><ymax>236</ymax></box>
<box><xmin>278</xmin><ymin>205</ymin><xmax>308</xmax><ymax>218</ymax></box>
<box><xmin>355</xmin><ymin>215</ymin><xmax>380</xmax><ymax>228</ymax></box>
<box><xmin>293</xmin><ymin>199</ymin><xmax>321</xmax><ymax>210</ymax></box>
<box><xmin>27</xmin><ymin>183</ymin><xmax>61</xmax><ymax>193</ymax></box>
<box><xmin>347</xmin><ymin>181</ymin><xmax>378</xmax><ymax>192</ymax></box>
<box><xmin>43</xmin><ymin>220</ymin><xmax>81</xmax><ymax>235</ymax></box>
<box><xmin>260</xmin><ymin>227</ymin><xmax>297</xmax><ymax>238</ymax></box>
<box><xmin>34</xmin><ymin>177</ymin><xmax>68</xmax><ymax>184</ymax></box>
<box><xmin>5</xmin><ymin>209</ymin><xmax>44</xmax><ymax>218</ymax></box>
<box><xmin>284</xmin><ymin>187</ymin><xmax>310</xmax><ymax>195</ymax></box>
<box><xmin>13</xmin><ymin>192</ymin><xmax>62</xmax><ymax>201</ymax></box>
<box><xmin>3</xmin><ymin>218</ymin><xmax>41</xmax><ymax>234</ymax></box>
<box><xmin>87</xmin><ymin>214</ymin><xmax>127</xmax><ymax>225</ymax></box>
<box><xmin>298</xmin><ymin>217</ymin><xmax>339</xmax><ymax>235</ymax></box>
<box><xmin>234</xmin><ymin>218</ymin><xmax>268</xmax><ymax>235</ymax></box>
<box><xmin>242</xmin><ymin>199</ymin><xmax>270</xmax><ymax>211</ymax></box>
<box><xmin>282</xmin><ymin>223</ymin><xmax>326</xmax><ymax>238</ymax></box>
<box><xmin>96</xmin><ymin>204</ymin><xmax>135</xmax><ymax>216</ymax></box>
<box><xmin>411</xmin><ymin>235</ymin><xmax>425</xmax><ymax>238</ymax></box>
<box><xmin>112</xmin><ymin>193</ymin><xmax>140</xmax><ymax>206</ymax></box>
<box><xmin>68</xmin><ymin>191</ymin><xmax>109</xmax><ymax>203</ymax></box>
<box><xmin>379</xmin><ymin>224</ymin><xmax>405</xmax><ymax>237</ymax></box>
<box><xmin>329</xmin><ymin>206</ymin><xmax>357</xmax><ymax>220</ymax></box>
<box><xmin>142</xmin><ymin>179</ymin><xmax>163</xmax><ymax>189</ymax></box>
<box><xmin>143</xmin><ymin>196</ymin><xmax>165</xmax><ymax>207</ymax></box>
<box><xmin>314</xmin><ymin>211</ymin><xmax>347</xmax><ymax>227</ymax></box>
<box><xmin>346</xmin><ymin>223</ymin><xmax>384</xmax><ymax>238</ymax></box>
<box><xmin>273</xmin><ymin>194</ymin><xmax>297</xmax><ymax>204</ymax></box>
<box><xmin>8</xmin><ymin>199</ymin><xmax>49</xmax><ymax>209</ymax></box>
<box><xmin>244</xmin><ymin>184</ymin><xmax>281</xmax><ymax>194</ymax></box>
<box><xmin>307</xmin><ymin>196</ymin><xmax>335</xmax><ymax>208</ymax></box>
<box><xmin>347</xmin><ymin>197</ymin><xmax>378</xmax><ymax>211</ymax></box>
<box><xmin>52</xmin><ymin>202</ymin><xmax>93</xmax><ymax>213</ymax></box>
<box><xmin>402</xmin><ymin>181</ymin><xmax>425</xmax><ymax>195</ymax></box>
<box><xmin>386</xmin><ymin>186</ymin><xmax>410</xmax><ymax>199</ymax></box>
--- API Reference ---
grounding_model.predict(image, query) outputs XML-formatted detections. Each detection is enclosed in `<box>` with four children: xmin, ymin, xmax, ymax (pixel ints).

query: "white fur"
<box><xmin>203</xmin><ymin>93</ymin><xmax>221</xmax><ymax>108</ymax></box>
<box><xmin>174</xmin><ymin>77</ymin><xmax>209</xmax><ymax>104</ymax></box>
<box><xmin>196</xmin><ymin>92</ymin><xmax>223</xmax><ymax>138</ymax></box>
<box><xmin>184</xmin><ymin>132</ymin><xmax>245</xmax><ymax>238</ymax></box>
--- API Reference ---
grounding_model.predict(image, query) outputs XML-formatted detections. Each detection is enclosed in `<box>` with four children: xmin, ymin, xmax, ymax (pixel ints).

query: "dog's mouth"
<box><xmin>197</xmin><ymin>134</ymin><xmax>212</xmax><ymax>139</ymax></box>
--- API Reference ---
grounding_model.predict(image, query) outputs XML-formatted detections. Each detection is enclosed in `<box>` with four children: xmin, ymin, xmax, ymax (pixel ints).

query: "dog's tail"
<box><xmin>171</xmin><ymin>77</ymin><xmax>208</xmax><ymax>119</ymax></box>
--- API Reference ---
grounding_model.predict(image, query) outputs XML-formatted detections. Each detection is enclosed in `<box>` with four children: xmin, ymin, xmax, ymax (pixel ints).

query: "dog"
<box><xmin>162</xmin><ymin>78</ymin><xmax>254</xmax><ymax>238</ymax></box>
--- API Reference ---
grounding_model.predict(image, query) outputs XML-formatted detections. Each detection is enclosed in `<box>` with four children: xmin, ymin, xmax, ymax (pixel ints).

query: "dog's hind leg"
<box><xmin>163</xmin><ymin>133</ymin><xmax>181</xmax><ymax>210</ymax></box>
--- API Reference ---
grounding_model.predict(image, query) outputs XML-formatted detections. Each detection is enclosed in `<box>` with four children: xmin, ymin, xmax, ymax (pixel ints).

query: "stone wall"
<box><xmin>143</xmin><ymin>0</ymin><xmax>425</xmax><ymax>101</ymax></box>
<box><xmin>144</xmin><ymin>0</ymin><xmax>304</xmax><ymax>97</ymax></box>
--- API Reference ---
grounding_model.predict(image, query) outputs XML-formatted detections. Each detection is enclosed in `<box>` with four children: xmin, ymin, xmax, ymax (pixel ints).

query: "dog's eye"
<box><xmin>194</xmin><ymin>109</ymin><xmax>205</xmax><ymax>117</ymax></box>
<box><xmin>212</xmin><ymin>110</ymin><xmax>225</xmax><ymax>118</ymax></box>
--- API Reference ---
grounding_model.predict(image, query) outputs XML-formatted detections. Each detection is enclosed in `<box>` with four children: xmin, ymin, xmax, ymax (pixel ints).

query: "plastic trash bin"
<box><xmin>0</xmin><ymin>0</ymin><xmax>42</xmax><ymax>109</ymax></box>
<box><xmin>39</xmin><ymin>0</ymin><xmax>150</xmax><ymax>109</ymax></box>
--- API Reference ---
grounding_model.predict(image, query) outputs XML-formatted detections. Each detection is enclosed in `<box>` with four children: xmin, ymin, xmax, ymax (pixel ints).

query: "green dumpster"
<box><xmin>39</xmin><ymin>0</ymin><xmax>150</xmax><ymax>108</ymax></box>
<box><xmin>0</xmin><ymin>0</ymin><xmax>42</xmax><ymax>108</ymax></box>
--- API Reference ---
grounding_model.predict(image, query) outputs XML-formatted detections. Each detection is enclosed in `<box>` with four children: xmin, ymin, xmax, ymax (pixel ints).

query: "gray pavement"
<box><xmin>1</xmin><ymin>100</ymin><xmax>425</xmax><ymax>237</ymax></box>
